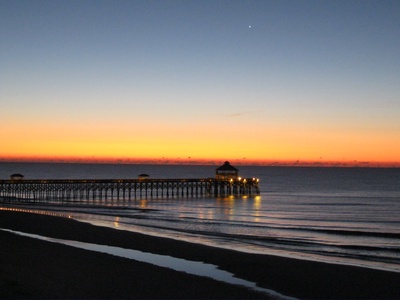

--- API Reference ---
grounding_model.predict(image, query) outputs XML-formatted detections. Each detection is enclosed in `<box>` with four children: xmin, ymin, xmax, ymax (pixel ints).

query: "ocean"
<box><xmin>1</xmin><ymin>162</ymin><xmax>399</xmax><ymax>273</ymax></box>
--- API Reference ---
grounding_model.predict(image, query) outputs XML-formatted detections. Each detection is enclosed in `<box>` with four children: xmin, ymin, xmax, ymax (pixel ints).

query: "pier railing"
<box><xmin>0</xmin><ymin>178</ymin><xmax>260</xmax><ymax>202</ymax></box>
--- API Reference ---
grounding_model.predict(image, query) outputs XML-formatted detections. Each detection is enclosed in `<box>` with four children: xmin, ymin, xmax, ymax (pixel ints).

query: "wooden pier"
<box><xmin>0</xmin><ymin>178</ymin><xmax>260</xmax><ymax>202</ymax></box>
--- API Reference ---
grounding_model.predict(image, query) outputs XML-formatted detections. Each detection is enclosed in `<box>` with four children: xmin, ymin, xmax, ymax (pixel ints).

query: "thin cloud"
<box><xmin>225</xmin><ymin>111</ymin><xmax>262</xmax><ymax>117</ymax></box>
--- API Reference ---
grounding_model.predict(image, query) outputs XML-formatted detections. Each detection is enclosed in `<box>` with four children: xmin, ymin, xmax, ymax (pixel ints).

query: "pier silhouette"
<box><xmin>0</xmin><ymin>162</ymin><xmax>260</xmax><ymax>201</ymax></box>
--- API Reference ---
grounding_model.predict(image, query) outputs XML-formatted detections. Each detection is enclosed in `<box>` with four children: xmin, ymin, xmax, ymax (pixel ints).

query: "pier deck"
<box><xmin>0</xmin><ymin>178</ymin><xmax>260</xmax><ymax>202</ymax></box>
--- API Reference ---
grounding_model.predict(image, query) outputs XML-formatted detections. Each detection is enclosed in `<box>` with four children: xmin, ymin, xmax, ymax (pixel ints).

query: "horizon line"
<box><xmin>1</xmin><ymin>157</ymin><xmax>399</xmax><ymax>168</ymax></box>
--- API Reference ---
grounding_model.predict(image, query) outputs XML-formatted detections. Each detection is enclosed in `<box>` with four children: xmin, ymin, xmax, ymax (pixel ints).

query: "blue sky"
<box><xmin>1</xmin><ymin>0</ymin><xmax>399</xmax><ymax>165</ymax></box>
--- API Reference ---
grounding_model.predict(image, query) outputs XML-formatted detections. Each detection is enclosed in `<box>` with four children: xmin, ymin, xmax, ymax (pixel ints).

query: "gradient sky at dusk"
<box><xmin>1</xmin><ymin>0</ymin><xmax>399</xmax><ymax>166</ymax></box>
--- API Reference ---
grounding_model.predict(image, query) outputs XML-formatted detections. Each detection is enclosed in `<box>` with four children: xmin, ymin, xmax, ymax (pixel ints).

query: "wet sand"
<box><xmin>1</xmin><ymin>210</ymin><xmax>399</xmax><ymax>299</ymax></box>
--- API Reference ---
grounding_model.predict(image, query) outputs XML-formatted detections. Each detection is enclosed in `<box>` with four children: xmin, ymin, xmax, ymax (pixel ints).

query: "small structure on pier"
<box><xmin>216</xmin><ymin>161</ymin><xmax>239</xmax><ymax>180</ymax></box>
<box><xmin>138</xmin><ymin>174</ymin><xmax>150</xmax><ymax>180</ymax></box>
<box><xmin>10</xmin><ymin>174</ymin><xmax>24</xmax><ymax>180</ymax></box>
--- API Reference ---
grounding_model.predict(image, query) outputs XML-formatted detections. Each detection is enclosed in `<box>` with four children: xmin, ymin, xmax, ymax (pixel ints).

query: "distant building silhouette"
<box><xmin>10</xmin><ymin>173</ymin><xmax>24</xmax><ymax>180</ymax></box>
<box><xmin>216</xmin><ymin>161</ymin><xmax>239</xmax><ymax>180</ymax></box>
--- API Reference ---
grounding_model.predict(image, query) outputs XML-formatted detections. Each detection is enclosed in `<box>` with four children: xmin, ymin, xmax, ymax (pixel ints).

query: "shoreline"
<box><xmin>1</xmin><ymin>210</ymin><xmax>400</xmax><ymax>299</ymax></box>
<box><xmin>4</xmin><ymin>204</ymin><xmax>399</xmax><ymax>274</ymax></box>
<box><xmin>69</xmin><ymin>213</ymin><xmax>400</xmax><ymax>274</ymax></box>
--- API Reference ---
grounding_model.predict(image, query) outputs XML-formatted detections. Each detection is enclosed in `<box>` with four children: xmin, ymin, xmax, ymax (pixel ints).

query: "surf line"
<box><xmin>0</xmin><ymin>228</ymin><xmax>296</xmax><ymax>300</ymax></box>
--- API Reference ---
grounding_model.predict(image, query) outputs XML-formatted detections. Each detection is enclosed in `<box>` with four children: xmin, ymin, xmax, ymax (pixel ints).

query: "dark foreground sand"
<box><xmin>0</xmin><ymin>210</ymin><xmax>399</xmax><ymax>299</ymax></box>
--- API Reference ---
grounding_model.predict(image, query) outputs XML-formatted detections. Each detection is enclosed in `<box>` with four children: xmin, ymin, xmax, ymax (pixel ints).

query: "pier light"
<box><xmin>238</xmin><ymin>177</ymin><xmax>242</xmax><ymax>181</ymax></box>
<box><xmin>243</xmin><ymin>179</ymin><xmax>247</xmax><ymax>183</ymax></box>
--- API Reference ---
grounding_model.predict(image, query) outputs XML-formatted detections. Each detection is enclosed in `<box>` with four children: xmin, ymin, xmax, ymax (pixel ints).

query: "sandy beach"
<box><xmin>1</xmin><ymin>210</ymin><xmax>399</xmax><ymax>299</ymax></box>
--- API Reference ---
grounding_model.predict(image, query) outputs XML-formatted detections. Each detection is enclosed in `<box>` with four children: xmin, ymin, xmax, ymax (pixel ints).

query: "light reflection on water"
<box><xmin>2</xmin><ymin>195</ymin><xmax>400</xmax><ymax>273</ymax></box>
<box><xmin>0</xmin><ymin>228</ymin><xmax>295</xmax><ymax>300</ymax></box>
<box><xmin>0</xmin><ymin>206</ymin><xmax>73</xmax><ymax>219</ymax></box>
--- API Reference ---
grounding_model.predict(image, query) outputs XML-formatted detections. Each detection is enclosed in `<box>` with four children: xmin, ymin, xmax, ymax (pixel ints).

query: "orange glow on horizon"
<box><xmin>1</xmin><ymin>117</ymin><xmax>399</xmax><ymax>168</ymax></box>
<box><xmin>1</xmin><ymin>154</ymin><xmax>399</xmax><ymax>168</ymax></box>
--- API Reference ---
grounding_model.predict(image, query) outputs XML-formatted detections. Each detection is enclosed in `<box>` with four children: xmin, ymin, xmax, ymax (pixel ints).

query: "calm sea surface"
<box><xmin>1</xmin><ymin>162</ymin><xmax>399</xmax><ymax>272</ymax></box>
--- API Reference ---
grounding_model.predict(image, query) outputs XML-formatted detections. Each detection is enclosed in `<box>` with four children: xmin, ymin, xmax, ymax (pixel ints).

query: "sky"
<box><xmin>1</xmin><ymin>0</ymin><xmax>399</xmax><ymax>167</ymax></box>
